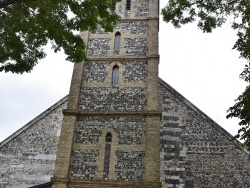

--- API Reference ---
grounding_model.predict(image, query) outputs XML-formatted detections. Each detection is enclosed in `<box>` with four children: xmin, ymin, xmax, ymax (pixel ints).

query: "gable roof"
<box><xmin>1</xmin><ymin>79</ymin><xmax>249</xmax><ymax>155</ymax></box>
<box><xmin>159</xmin><ymin>78</ymin><xmax>250</xmax><ymax>155</ymax></box>
<box><xmin>0</xmin><ymin>96</ymin><xmax>68</xmax><ymax>148</ymax></box>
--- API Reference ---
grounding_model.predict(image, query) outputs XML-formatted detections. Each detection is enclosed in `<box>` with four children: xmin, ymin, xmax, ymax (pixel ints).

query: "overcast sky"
<box><xmin>0</xmin><ymin>1</ymin><xmax>247</xmax><ymax>142</ymax></box>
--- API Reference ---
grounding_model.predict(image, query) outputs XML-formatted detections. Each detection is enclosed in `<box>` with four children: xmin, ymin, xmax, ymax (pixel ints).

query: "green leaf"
<box><xmin>0</xmin><ymin>0</ymin><xmax>121</xmax><ymax>73</ymax></box>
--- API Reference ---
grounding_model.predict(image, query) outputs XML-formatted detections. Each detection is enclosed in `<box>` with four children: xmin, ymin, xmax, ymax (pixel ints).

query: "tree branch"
<box><xmin>0</xmin><ymin>0</ymin><xmax>20</xmax><ymax>9</ymax></box>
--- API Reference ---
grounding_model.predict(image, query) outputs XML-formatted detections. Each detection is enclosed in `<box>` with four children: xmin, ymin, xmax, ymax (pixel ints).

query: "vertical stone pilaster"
<box><xmin>52</xmin><ymin>115</ymin><xmax>77</xmax><ymax>184</ymax></box>
<box><xmin>67</xmin><ymin>31</ymin><xmax>88</xmax><ymax>110</ymax></box>
<box><xmin>147</xmin><ymin>57</ymin><xmax>160</xmax><ymax>110</ymax></box>
<box><xmin>52</xmin><ymin>182</ymin><xmax>67</xmax><ymax>188</ymax></box>
<box><xmin>67</xmin><ymin>62</ymin><xmax>85</xmax><ymax>110</ymax></box>
<box><xmin>148</xmin><ymin>0</ymin><xmax>159</xmax><ymax>18</ymax></box>
<box><xmin>52</xmin><ymin>31</ymin><xmax>87</xmax><ymax>188</ymax></box>
<box><xmin>147</xmin><ymin>19</ymin><xmax>159</xmax><ymax>57</ymax></box>
<box><xmin>144</xmin><ymin>116</ymin><xmax>161</xmax><ymax>182</ymax></box>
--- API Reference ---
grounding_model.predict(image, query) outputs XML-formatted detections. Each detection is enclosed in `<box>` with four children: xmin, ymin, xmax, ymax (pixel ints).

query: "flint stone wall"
<box><xmin>115</xmin><ymin>0</ymin><xmax>148</xmax><ymax>18</ymax></box>
<box><xmin>1</xmin><ymin>81</ymin><xmax>250</xmax><ymax>187</ymax></box>
<box><xmin>70</xmin><ymin>150</ymin><xmax>99</xmax><ymax>180</ymax></box>
<box><xmin>75</xmin><ymin>117</ymin><xmax>145</xmax><ymax>145</ymax></box>
<box><xmin>96</xmin><ymin>21</ymin><xmax>147</xmax><ymax>35</ymax></box>
<box><xmin>83</xmin><ymin>61</ymin><xmax>147</xmax><ymax>83</ymax></box>
<box><xmin>87</xmin><ymin>37</ymin><xmax>147</xmax><ymax>57</ymax></box>
<box><xmin>0</xmin><ymin>99</ymin><xmax>66</xmax><ymax>188</ymax></box>
<box><xmin>159</xmin><ymin>80</ymin><xmax>250</xmax><ymax>188</ymax></box>
<box><xmin>116</xmin><ymin>151</ymin><xmax>145</xmax><ymax>181</ymax></box>
<box><xmin>87</xmin><ymin>19</ymin><xmax>148</xmax><ymax>58</ymax></box>
<box><xmin>79</xmin><ymin>88</ymin><xmax>146</xmax><ymax>111</ymax></box>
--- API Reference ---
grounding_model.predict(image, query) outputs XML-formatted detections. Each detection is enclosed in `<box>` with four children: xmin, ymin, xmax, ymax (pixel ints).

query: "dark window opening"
<box><xmin>103</xmin><ymin>132</ymin><xmax>112</xmax><ymax>179</ymax></box>
<box><xmin>126</xmin><ymin>0</ymin><xmax>131</xmax><ymax>10</ymax></box>
<box><xmin>112</xmin><ymin>65</ymin><xmax>119</xmax><ymax>85</ymax></box>
<box><xmin>114</xmin><ymin>32</ymin><xmax>121</xmax><ymax>53</ymax></box>
<box><xmin>106</xmin><ymin>132</ymin><xmax>112</xmax><ymax>142</ymax></box>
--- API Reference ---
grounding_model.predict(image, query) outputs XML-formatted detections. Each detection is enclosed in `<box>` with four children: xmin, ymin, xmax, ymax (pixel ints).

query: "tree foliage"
<box><xmin>162</xmin><ymin>0</ymin><xmax>250</xmax><ymax>149</ymax></box>
<box><xmin>227</xmin><ymin>65</ymin><xmax>250</xmax><ymax>149</ymax></box>
<box><xmin>0</xmin><ymin>0</ymin><xmax>120</xmax><ymax>73</ymax></box>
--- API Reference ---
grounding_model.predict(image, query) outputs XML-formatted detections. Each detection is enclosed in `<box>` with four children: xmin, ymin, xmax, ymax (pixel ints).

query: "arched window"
<box><xmin>106</xmin><ymin>132</ymin><xmax>112</xmax><ymax>142</ymax></box>
<box><xmin>114</xmin><ymin>32</ymin><xmax>121</xmax><ymax>54</ymax></box>
<box><xmin>126</xmin><ymin>0</ymin><xmax>131</xmax><ymax>11</ymax></box>
<box><xmin>112</xmin><ymin>65</ymin><xmax>119</xmax><ymax>85</ymax></box>
<box><xmin>103</xmin><ymin>132</ymin><xmax>112</xmax><ymax>179</ymax></box>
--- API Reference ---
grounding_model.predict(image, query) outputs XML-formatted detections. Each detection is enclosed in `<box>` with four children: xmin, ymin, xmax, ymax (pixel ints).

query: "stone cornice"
<box><xmin>118</xmin><ymin>17</ymin><xmax>159</xmax><ymax>22</ymax></box>
<box><xmin>85</xmin><ymin>55</ymin><xmax>159</xmax><ymax>62</ymax></box>
<box><xmin>147</xmin><ymin>17</ymin><xmax>159</xmax><ymax>20</ymax></box>
<box><xmin>147</xmin><ymin>55</ymin><xmax>160</xmax><ymax>59</ymax></box>
<box><xmin>85</xmin><ymin>57</ymin><xmax>147</xmax><ymax>61</ymax></box>
<box><xmin>62</xmin><ymin>109</ymin><xmax>162</xmax><ymax>117</ymax></box>
<box><xmin>51</xmin><ymin>178</ymin><xmax>162</xmax><ymax>187</ymax></box>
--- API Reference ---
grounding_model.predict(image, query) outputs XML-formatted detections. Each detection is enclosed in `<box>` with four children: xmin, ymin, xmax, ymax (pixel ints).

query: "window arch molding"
<box><xmin>101</xmin><ymin>129</ymin><xmax>117</xmax><ymax>143</ymax></box>
<box><xmin>99</xmin><ymin>129</ymin><xmax>118</xmax><ymax>180</ymax></box>
<box><xmin>106</xmin><ymin>61</ymin><xmax>125</xmax><ymax>86</ymax></box>
<box><xmin>112</xmin><ymin>65</ymin><xmax>119</xmax><ymax>85</ymax></box>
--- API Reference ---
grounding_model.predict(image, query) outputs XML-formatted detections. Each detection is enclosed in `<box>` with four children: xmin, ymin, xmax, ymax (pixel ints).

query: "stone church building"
<box><xmin>1</xmin><ymin>0</ymin><xmax>250</xmax><ymax>187</ymax></box>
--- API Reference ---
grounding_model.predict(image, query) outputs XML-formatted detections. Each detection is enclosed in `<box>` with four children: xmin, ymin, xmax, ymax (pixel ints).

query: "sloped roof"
<box><xmin>1</xmin><ymin>79</ymin><xmax>249</xmax><ymax>155</ymax></box>
<box><xmin>0</xmin><ymin>96</ymin><xmax>68</xmax><ymax>148</ymax></box>
<box><xmin>159</xmin><ymin>78</ymin><xmax>250</xmax><ymax>155</ymax></box>
<box><xmin>28</xmin><ymin>182</ymin><xmax>52</xmax><ymax>188</ymax></box>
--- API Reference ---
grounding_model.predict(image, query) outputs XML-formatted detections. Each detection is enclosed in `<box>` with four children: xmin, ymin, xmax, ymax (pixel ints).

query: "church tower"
<box><xmin>52</xmin><ymin>0</ymin><xmax>162</xmax><ymax>187</ymax></box>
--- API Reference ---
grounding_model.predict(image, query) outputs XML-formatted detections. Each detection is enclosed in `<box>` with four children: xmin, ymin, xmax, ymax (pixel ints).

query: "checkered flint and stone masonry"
<box><xmin>52</xmin><ymin>0</ymin><xmax>162</xmax><ymax>187</ymax></box>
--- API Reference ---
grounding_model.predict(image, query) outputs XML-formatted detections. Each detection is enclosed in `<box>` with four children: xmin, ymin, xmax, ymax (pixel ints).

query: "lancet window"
<box><xmin>103</xmin><ymin>132</ymin><xmax>112</xmax><ymax>179</ymax></box>
<box><xmin>114</xmin><ymin>32</ymin><xmax>121</xmax><ymax>54</ymax></box>
<box><xmin>112</xmin><ymin>65</ymin><xmax>119</xmax><ymax>85</ymax></box>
